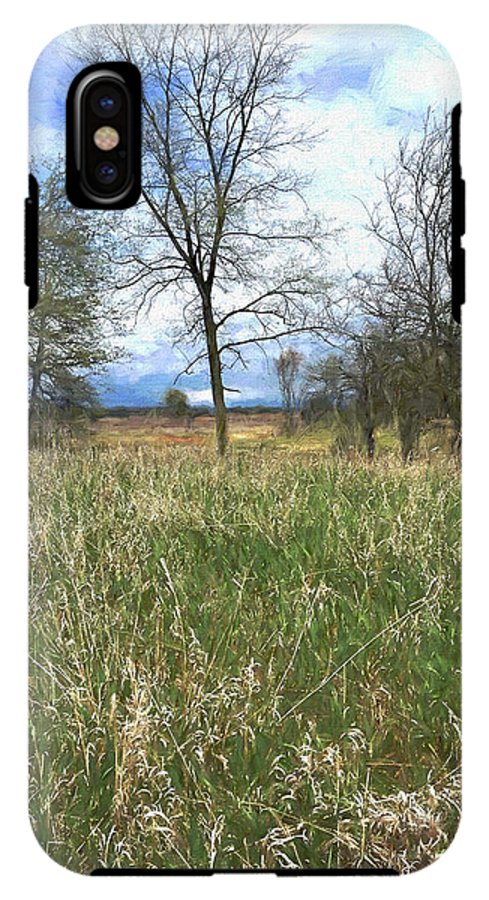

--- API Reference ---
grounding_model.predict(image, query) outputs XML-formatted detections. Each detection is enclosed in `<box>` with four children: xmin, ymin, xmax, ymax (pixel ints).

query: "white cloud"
<box><xmin>29</xmin><ymin>122</ymin><xmax>64</xmax><ymax>167</ymax></box>
<box><xmin>372</xmin><ymin>29</ymin><xmax>460</xmax><ymax>114</ymax></box>
<box><xmin>185</xmin><ymin>388</ymin><xmax>212</xmax><ymax>404</ymax></box>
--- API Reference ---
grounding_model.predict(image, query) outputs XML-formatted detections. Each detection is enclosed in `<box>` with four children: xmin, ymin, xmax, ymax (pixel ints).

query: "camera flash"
<box><xmin>93</xmin><ymin>126</ymin><xmax>120</xmax><ymax>151</ymax></box>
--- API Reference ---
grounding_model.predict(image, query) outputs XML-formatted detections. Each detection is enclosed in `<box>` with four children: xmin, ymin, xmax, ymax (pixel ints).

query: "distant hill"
<box><xmin>92</xmin><ymin>364</ymin><xmax>283</xmax><ymax>409</ymax></box>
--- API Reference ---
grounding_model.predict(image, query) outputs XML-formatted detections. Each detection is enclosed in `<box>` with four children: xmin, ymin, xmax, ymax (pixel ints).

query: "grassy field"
<box><xmin>29</xmin><ymin>429</ymin><xmax>461</xmax><ymax>873</ymax></box>
<box><xmin>90</xmin><ymin>410</ymin><xmax>454</xmax><ymax>457</ymax></box>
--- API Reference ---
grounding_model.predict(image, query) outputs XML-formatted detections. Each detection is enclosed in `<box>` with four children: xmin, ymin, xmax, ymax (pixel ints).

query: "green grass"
<box><xmin>29</xmin><ymin>444</ymin><xmax>461</xmax><ymax>873</ymax></box>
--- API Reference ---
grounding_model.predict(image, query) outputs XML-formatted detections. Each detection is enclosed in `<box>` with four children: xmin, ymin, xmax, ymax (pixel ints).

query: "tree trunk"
<box><xmin>29</xmin><ymin>329</ymin><xmax>45</xmax><ymax>439</ymax></box>
<box><xmin>285</xmin><ymin>409</ymin><xmax>296</xmax><ymax>437</ymax></box>
<box><xmin>365</xmin><ymin>424</ymin><xmax>375</xmax><ymax>461</ymax></box>
<box><xmin>201</xmin><ymin>290</ymin><xmax>228</xmax><ymax>456</ymax></box>
<box><xmin>399</xmin><ymin>411</ymin><xmax>419</xmax><ymax>464</ymax></box>
<box><xmin>29</xmin><ymin>366</ymin><xmax>41</xmax><ymax>428</ymax></box>
<box><xmin>451</xmin><ymin>422</ymin><xmax>461</xmax><ymax>463</ymax></box>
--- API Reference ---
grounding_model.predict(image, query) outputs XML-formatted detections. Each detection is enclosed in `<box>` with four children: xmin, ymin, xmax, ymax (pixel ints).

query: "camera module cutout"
<box><xmin>66</xmin><ymin>63</ymin><xmax>141</xmax><ymax>209</ymax></box>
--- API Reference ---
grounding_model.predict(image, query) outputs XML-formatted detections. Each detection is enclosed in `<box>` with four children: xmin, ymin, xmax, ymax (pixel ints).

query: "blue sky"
<box><xmin>30</xmin><ymin>25</ymin><xmax>460</xmax><ymax>408</ymax></box>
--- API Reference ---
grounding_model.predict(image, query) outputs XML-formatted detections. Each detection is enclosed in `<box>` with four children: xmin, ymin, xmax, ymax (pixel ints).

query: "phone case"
<box><xmin>28</xmin><ymin>24</ymin><xmax>462</xmax><ymax>875</ymax></box>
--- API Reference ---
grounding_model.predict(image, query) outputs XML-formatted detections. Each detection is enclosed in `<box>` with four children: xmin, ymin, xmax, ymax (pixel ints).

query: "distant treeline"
<box><xmin>93</xmin><ymin>404</ymin><xmax>283</xmax><ymax>419</ymax></box>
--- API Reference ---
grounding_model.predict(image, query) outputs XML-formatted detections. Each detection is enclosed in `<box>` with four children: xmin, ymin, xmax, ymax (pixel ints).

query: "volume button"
<box><xmin>459</xmin><ymin>178</ymin><xmax>465</xmax><ymax>237</ymax></box>
<box><xmin>25</xmin><ymin>174</ymin><xmax>39</xmax><ymax>309</ymax></box>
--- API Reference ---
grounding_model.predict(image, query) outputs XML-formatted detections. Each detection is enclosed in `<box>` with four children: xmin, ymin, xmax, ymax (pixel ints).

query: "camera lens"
<box><xmin>98</xmin><ymin>95</ymin><xmax>115</xmax><ymax>112</ymax></box>
<box><xmin>95</xmin><ymin>161</ymin><xmax>119</xmax><ymax>185</ymax></box>
<box><xmin>90</xmin><ymin>85</ymin><xmax>122</xmax><ymax>118</ymax></box>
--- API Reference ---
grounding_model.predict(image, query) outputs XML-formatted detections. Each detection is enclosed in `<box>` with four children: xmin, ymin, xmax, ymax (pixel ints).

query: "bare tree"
<box><xmin>305</xmin><ymin>338</ymin><xmax>390</xmax><ymax>460</ymax></box>
<box><xmin>29</xmin><ymin>162</ymin><xmax>123</xmax><ymax>444</ymax></box>
<box><xmin>275</xmin><ymin>348</ymin><xmax>304</xmax><ymax>435</ymax></box>
<box><xmin>351</xmin><ymin>336</ymin><xmax>391</xmax><ymax>460</ymax></box>
<box><xmin>356</xmin><ymin>109</ymin><xmax>460</xmax><ymax>457</ymax></box>
<box><xmin>71</xmin><ymin>25</ymin><xmax>334</xmax><ymax>454</ymax></box>
<box><xmin>305</xmin><ymin>354</ymin><xmax>349</xmax><ymax>412</ymax></box>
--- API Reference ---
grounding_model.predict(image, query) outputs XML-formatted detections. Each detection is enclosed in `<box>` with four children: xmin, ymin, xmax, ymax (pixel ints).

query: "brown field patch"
<box><xmin>91</xmin><ymin>410</ymin><xmax>284</xmax><ymax>446</ymax></box>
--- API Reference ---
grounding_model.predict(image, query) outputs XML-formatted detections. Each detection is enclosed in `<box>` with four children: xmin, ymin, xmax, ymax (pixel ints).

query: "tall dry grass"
<box><xmin>29</xmin><ymin>444</ymin><xmax>461</xmax><ymax>872</ymax></box>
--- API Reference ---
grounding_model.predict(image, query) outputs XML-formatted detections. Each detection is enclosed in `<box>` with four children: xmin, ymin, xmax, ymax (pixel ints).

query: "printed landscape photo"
<box><xmin>29</xmin><ymin>25</ymin><xmax>461</xmax><ymax>873</ymax></box>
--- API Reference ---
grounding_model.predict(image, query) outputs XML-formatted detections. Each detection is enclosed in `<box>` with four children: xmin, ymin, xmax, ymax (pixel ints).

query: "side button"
<box><xmin>452</xmin><ymin>246</ymin><xmax>465</xmax><ymax>325</ymax></box>
<box><xmin>451</xmin><ymin>104</ymin><xmax>464</xmax><ymax>323</ymax></box>
<box><xmin>459</xmin><ymin>178</ymin><xmax>465</xmax><ymax>237</ymax></box>
<box><xmin>25</xmin><ymin>174</ymin><xmax>39</xmax><ymax>309</ymax></box>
